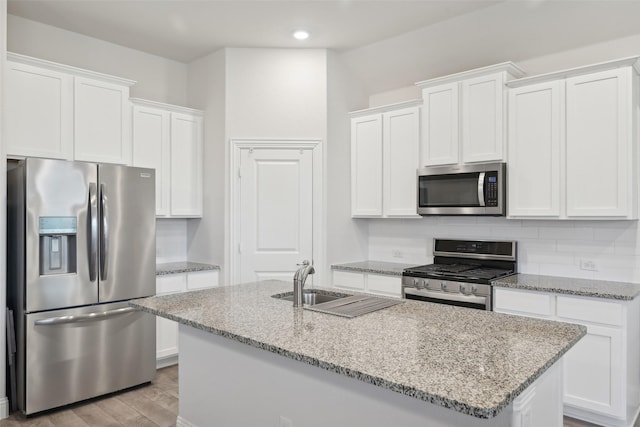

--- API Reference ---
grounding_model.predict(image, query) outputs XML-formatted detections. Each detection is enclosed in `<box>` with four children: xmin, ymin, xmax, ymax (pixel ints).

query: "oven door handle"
<box><xmin>404</xmin><ymin>288</ymin><xmax>488</xmax><ymax>306</ymax></box>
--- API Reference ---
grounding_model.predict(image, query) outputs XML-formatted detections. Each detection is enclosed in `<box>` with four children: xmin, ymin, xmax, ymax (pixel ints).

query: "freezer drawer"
<box><xmin>21</xmin><ymin>301</ymin><xmax>155</xmax><ymax>415</ymax></box>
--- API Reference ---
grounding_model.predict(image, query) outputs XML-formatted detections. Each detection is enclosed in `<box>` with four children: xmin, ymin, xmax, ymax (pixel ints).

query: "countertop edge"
<box><xmin>156</xmin><ymin>262</ymin><xmax>220</xmax><ymax>276</ymax></box>
<box><xmin>492</xmin><ymin>281</ymin><xmax>637</xmax><ymax>300</ymax></box>
<box><xmin>130</xmin><ymin>298</ymin><xmax>586</xmax><ymax>419</ymax></box>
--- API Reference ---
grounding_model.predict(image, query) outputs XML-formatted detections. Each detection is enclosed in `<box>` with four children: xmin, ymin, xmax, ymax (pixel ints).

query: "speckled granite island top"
<box><xmin>331</xmin><ymin>260</ymin><xmax>419</xmax><ymax>276</ymax></box>
<box><xmin>492</xmin><ymin>273</ymin><xmax>640</xmax><ymax>300</ymax></box>
<box><xmin>156</xmin><ymin>261</ymin><xmax>220</xmax><ymax>276</ymax></box>
<box><xmin>131</xmin><ymin>280</ymin><xmax>585</xmax><ymax>419</ymax></box>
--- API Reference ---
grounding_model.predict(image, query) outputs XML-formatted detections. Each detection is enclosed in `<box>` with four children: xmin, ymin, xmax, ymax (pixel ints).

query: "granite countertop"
<box><xmin>156</xmin><ymin>261</ymin><xmax>220</xmax><ymax>276</ymax></box>
<box><xmin>331</xmin><ymin>260</ymin><xmax>419</xmax><ymax>276</ymax></box>
<box><xmin>131</xmin><ymin>280</ymin><xmax>585</xmax><ymax>419</ymax></box>
<box><xmin>492</xmin><ymin>273</ymin><xmax>640</xmax><ymax>300</ymax></box>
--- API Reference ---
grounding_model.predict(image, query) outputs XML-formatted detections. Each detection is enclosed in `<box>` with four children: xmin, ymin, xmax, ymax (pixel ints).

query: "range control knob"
<box><xmin>459</xmin><ymin>283</ymin><xmax>466</xmax><ymax>293</ymax></box>
<box><xmin>471</xmin><ymin>284</ymin><xmax>478</xmax><ymax>294</ymax></box>
<box><xmin>413</xmin><ymin>278</ymin><xmax>420</xmax><ymax>288</ymax></box>
<box><xmin>440</xmin><ymin>281</ymin><xmax>447</xmax><ymax>290</ymax></box>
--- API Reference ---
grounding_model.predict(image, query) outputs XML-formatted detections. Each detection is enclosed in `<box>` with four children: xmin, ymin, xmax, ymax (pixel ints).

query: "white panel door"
<box><xmin>238</xmin><ymin>148</ymin><xmax>313</xmax><ymax>284</ymax></box>
<box><xmin>421</xmin><ymin>83</ymin><xmax>459</xmax><ymax>166</ymax></box>
<box><xmin>565</xmin><ymin>68</ymin><xmax>631</xmax><ymax>217</ymax></box>
<box><xmin>508</xmin><ymin>81</ymin><xmax>563</xmax><ymax>217</ymax></box>
<box><xmin>383</xmin><ymin>107</ymin><xmax>420</xmax><ymax>217</ymax></box>
<box><xmin>170</xmin><ymin>112</ymin><xmax>203</xmax><ymax>217</ymax></box>
<box><xmin>351</xmin><ymin>114</ymin><xmax>383</xmax><ymax>217</ymax></box>
<box><xmin>5</xmin><ymin>61</ymin><xmax>73</xmax><ymax>159</ymax></box>
<box><xmin>462</xmin><ymin>73</ymin><xmax>504</xmax><ymax>163</ymax></box>
<box><xmin>74</xmin><ymin>76</ymin><xmax>131</xmax><ymax>165</ymax></box>
<box><xmin>132</xmin><ymin>105</ymin><xmax>171</xmax><ymax>216</ymax></box>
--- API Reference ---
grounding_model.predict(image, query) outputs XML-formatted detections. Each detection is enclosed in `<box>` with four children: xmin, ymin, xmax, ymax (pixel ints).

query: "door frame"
<box><xmin>228</xmin><ymin>139</ymin><xmax>324</xmax><ymax>286</ymax></box>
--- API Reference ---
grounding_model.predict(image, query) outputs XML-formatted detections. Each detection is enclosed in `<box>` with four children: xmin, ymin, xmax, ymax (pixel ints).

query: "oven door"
<box><xmin>417</xmin><ymin>162</ymin><xmax>505</xmax><ymax>216</ymax></box>
<box><xmin>404</xmin><ymin>287</ymin><xmax>491</xmax><ymax>310</ymax></box>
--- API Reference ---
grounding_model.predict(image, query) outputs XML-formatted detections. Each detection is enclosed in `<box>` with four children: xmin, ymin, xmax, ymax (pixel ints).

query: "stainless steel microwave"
<box><xmin>417</xmin><ymin>162</ymin><xmax>506</xmax><ymax>216</ymax></box>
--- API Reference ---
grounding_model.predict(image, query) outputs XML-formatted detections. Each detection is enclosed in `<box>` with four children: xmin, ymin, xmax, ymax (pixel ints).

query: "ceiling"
<box><xmin>7</xmin><ymin>0</ymin><xmax>503</xmax><ymax>63</ymax></box>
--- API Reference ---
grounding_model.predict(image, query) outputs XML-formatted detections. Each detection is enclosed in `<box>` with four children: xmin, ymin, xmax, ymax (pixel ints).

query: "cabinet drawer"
<box><xmin>187</xmin><ymin>270</ymin><xmax>219</xmax><ymax>290</ymax></box>
<box><xmin>332</xmin><ymin>270</ymin><xmax>365</xmax><ymax>291</ymax></box>
<box><xmin>367</xmin><ymin>274</ymin><xmax>401</xmax><ymax>298</ymax></box>
<box><xmin>156</xmin><ymin>274</ymin><xmax>186</xmax><ymax>295</ymax></box>
<box><xmin>557</xmin><ymin>296</ymin><xmax>623</xmax><ymax>326</ymax></box>
<box><xmin>493</xmin><ymin>288</ymin><xmax>554</xmax><ymax>317</ymax></box>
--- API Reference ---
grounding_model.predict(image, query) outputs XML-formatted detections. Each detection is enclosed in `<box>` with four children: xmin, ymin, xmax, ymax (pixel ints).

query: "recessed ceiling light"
<box><xmin>293</xmin><ymin>30</ymin><xmax>309</xmax><ymax>40</ymax></box>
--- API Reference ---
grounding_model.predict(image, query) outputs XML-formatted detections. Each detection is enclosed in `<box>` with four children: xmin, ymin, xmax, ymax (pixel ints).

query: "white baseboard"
<box><xmin>176</xmin><ymin>415</ymin><xmax>197</xmax><ymax>427</ymax></box>
<box><xmin>156</xmin><ymin>354</ymin><xmax>178</xmax><ymax>369</ymax></box>
<box><xmin>0</xmin><ymin>396</ymin><xmax>9</xmax><ymax>419</ymax></box>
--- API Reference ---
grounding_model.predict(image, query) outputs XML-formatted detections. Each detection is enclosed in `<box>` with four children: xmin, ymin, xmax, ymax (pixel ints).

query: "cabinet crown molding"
<box><xmin>130</xmin><ymin>97</ymin><xmax>204</xmax><ymax>116</ymax></box>
<box><xmin>349</xmin><ymin>99</ymin><xmax>421</xmax><ymax>117</ymax></box>
<box><xmin>414</xmin><ymin>62</ymin><xmax>525</xmax><ymax>89</ymax></box>
<box><xmin>7</xmin><ymin>52</ymin><xmax>136</xmax><ymax>86</ymax></box>
<box><xmin>506</xmin><ymin>56</ymin><xmax>640</xmax><ymax>88</ymax></box>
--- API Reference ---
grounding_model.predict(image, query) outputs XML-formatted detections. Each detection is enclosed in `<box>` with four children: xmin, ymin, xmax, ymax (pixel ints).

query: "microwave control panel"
<box><xmin>485</xmin><ymin>172</ymin><xmax>499</xmax><ymax>206</ymax></box>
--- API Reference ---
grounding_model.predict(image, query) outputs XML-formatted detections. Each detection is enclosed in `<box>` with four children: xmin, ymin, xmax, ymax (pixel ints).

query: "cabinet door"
<box><xmin>565</xmin><ymin>68</ymin><xmax>632</xmax><ymax>218</ymax></box>
<box><xmin>562</xmin><ymin>324</ymin><xmax>624</xmax><ymax>417</ymax></box>
<box><xmin>74</xmin><ymin>77</ymin><xmax>132</xmax><ymax>165</ymax></box>
<box><xmin>186</xmin><ymin>270</ymin><xmax>219</xmax><ymax>291</ymax></box>
<box><xmin>507</xmin><ymin>81</ymin><xmax>563</xmax><ymax>217</ymax></box>
<box><xmin>132</xmin><ymin>105</ymin><xmax>171</xmax><ymax>216</ymax></box>
<box><xmin>332</xmin><ymin>270</ymin><xmax>365</xmax><ymax>291</ymax></box>
<box><xmin>170</xmin><ymin>112</ymin><xmax>203</xmax><ymax>217</ymax></box>
<box><xmin>366</xmin><ymin>274</ymin><xmax>401</xmax><ymax>298</ymax></box>
<box><xmin>421</xmin><ymin>83</ymin><xmax>459</xmax><ymax>166</ymax></box>
<box><xmin>5</xmin><ymin>61</ymin><xmax>73</xmax><ymax>159</ymax></box>
<box><xmin>383</xmin><ymin>107</ymin><xmax>420</xmax><ymax>217</ymax></box>
<box><xmin>461</xmin><ymin>73</ymin><xmax>505</xmax><ymax>163</ymax></box>
<box><xmin>351</xmin><ymin>114</ymin><xmax>383</xmax><ymax>217</ymax></box>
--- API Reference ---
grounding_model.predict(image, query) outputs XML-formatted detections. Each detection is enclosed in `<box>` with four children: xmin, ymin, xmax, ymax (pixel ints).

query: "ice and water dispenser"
<box><xmin>39</xmin><ymin>217</ymin><xmax>77</xmax><ymax>275</ymax></box>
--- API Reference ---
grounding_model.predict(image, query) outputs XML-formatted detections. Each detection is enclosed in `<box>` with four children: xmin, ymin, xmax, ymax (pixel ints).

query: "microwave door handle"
<box><xmin>477</xmin><ymin>172</ymin><xmax>486</xmax><ymax>207</ymax></box>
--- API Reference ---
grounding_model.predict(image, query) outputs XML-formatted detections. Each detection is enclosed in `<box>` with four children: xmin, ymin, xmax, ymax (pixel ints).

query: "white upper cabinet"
<box><xmin>508</xmin><ymin>80</ymin><xmax>563</xmax><ymax>217</ymax></box>
<box><xmin>131</xmin><ymin>99</ymin><xmax>204</xmax><ymax>218</ymax></box>
<box><xmin>565</xmin><ymin>68</ymin><xmax>633</xmax><ymax>218</ymax></box>
<box><xmin>421</xmin><ymin>83</ymin><xmax>458</xmax><ymax>166</ymax></box>
<box><xmin>170</xmin><ymin>112</ymin><xmax>204</xmax><ymax>217</ymax></box>
<box><xmin>74</xmin><ymin>77</ymin><xmax>132</xmax><ymax>165</ymax></box>
<box><xmin>350</xmin><ymin>101</ymin><xmax>421</xmax><ymax>218</ymax></box>
<box><xmin>5</xmin><ymin>53</ymin><xmax>135</xmax><ymax>165</ymax></box>
<box><xmin>507</xmin><ymin>57</ymin><xmax>639</xmax><ymax>219</ymax></box>
<box><xmin>416</xmin><ymin>62</ymin><xmax>524</xmax><ymax>167</ymax></box>
<box><xmin>351</xmin><ymin>114</ymin><xmax>383</xmax><ymax>216</ymax></box>
<box><xmin>132</xmin><ymin>102</ymin><xmax>171</xmax><ymax>216</ymax></box>
<box><xmin>5</xmin><ymin>60</ymin><xmax>73</xmax><ymax>159</ymax></box>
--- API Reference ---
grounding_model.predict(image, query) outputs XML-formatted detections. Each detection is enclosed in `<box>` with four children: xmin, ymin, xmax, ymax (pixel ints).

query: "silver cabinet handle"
<box><xmin>88</xmin><ymin>183</ymin><xmax>98</xmax><ymax>282</ymax></box>
<box><xmin>404</xmin><ymin>288</ymin><xmax>487</xmax><ymax>305</ymax></box>
<box><xmin>477</xmin><ymin>172</ymin><xmax>486</xmax><ymax>207</ymax></box>
<box><xmin>34</xmin><ymin>307</ymin><xmax>137</xmax><ymax>326</ymax></box>
<box><xmin>100</xmin><ymin>183</ymin><xmax>109</xmax><ymax>281</ymax></box>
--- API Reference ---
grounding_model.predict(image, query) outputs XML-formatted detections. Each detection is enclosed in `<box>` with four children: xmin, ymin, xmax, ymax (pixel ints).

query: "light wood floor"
<box><xmin>0</xmin><ymin>365</ymin><xmax>179</xmax><ymax>427</ymax></box>
<box><xmin>0</xmin><ymin>364</ymin><xmax>628</xmax><ymax>426</ymax></box>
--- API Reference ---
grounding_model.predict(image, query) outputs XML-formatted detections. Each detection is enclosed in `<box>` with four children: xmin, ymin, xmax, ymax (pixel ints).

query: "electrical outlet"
<box><xmin>392</xmin><ymin>250</ymin><xmax>403</xmax><ymax>259</ymax></box>
<box><xmin>280</xmin><ymin>416</ymin><xmax>293</xmax><ymax>427</ymax></box>
<box><xmin>580</xmin><ymin>259</ymin><xmax>598</xmax><ymax>271</ymax></box>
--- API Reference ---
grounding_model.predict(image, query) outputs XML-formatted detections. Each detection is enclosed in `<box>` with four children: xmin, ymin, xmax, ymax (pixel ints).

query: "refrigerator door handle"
<box><xmin>99</xmin><ymin>183</ymin><xmax>109</xmax><ymax>281</ymax></box>
<box><xmin>88</xmin><ymin>183</ymin><xmax>98</xmax><ymax>282</ymax></box>
<box><xmin>34</xmin><ymin>307</ymin><xmax>137</xmax><ymax>326</ymax></box>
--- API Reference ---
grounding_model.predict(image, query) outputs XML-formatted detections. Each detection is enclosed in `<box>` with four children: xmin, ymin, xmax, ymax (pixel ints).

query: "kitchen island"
<box><xmin>131</xmin><ymin>280</ymin><xmax>585</xmax><ymax>427</ymax></box>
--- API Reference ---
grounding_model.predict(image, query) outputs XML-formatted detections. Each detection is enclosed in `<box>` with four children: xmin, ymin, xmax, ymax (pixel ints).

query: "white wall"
<box><xmin>7</xmin><ymin>14</ymin><xmax>188</xmax><ymax>105</ymax></box>
<box><xmin>185</xmin><ymin>49</ymin><xmax>226</xmax><ymax>271</ymax></box>
<box><xmin>326</xmin><ymin>51</ymin><xmax>369</xmax><ymax>271</ymax></box>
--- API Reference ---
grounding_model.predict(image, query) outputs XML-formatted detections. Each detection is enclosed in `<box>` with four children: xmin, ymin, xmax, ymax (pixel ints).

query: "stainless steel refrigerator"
<box><xmin>7</xmin><ymin>157</ymin><xmax>156</xmax><ymax>415</ymax></box>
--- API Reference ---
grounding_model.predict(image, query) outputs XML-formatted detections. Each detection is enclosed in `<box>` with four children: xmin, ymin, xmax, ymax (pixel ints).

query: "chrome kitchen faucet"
<box><xmin>293</xmin><ymin>260</ymin><xmax>315</xmax><ymax>307</ymax></box>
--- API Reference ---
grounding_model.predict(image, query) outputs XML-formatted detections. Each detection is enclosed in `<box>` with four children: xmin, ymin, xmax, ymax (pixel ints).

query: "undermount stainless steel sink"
<box><xmin>273</xmin><ymin>290</ymin><xmax>404</xmax><ymax>318</ymax></box>
<box><xmin>273</xmin><ymin>290</ymin><xmax>350</xmax><ymax>306</ymax></box>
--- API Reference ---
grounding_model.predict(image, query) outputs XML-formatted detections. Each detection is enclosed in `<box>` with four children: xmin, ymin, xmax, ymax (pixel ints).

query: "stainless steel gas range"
<box><xmin>401</xmin><ymin>239</ymin><xmax>517</xmax><ymax>310</ymax></box>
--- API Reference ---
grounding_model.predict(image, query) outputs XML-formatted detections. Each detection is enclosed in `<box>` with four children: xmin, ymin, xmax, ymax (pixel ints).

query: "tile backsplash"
<box><xmin>367</xmin><ymin>217</ymin><xmax>640</xmax><ymax>283</ymax></box>
<box><xmin>156</xmin><ymin>219</ymin><xmax>188</xmax><ymax>263</ymax></box>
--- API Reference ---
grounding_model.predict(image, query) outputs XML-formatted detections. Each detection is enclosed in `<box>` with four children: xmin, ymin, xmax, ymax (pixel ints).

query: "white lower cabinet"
<box><xmin>155</xmin><ymin>270</ymin><xmax>219</xmax><ymax>367</ymax></box>
<box><xmin>332</xmin><ymin>270</ymin><xmax>401</xmax><ymax>298</ymax></box>
<box><xmin>494</xmin><ymin>287</ymin><xmax>640</xmax><ymax>426</ymax></box>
